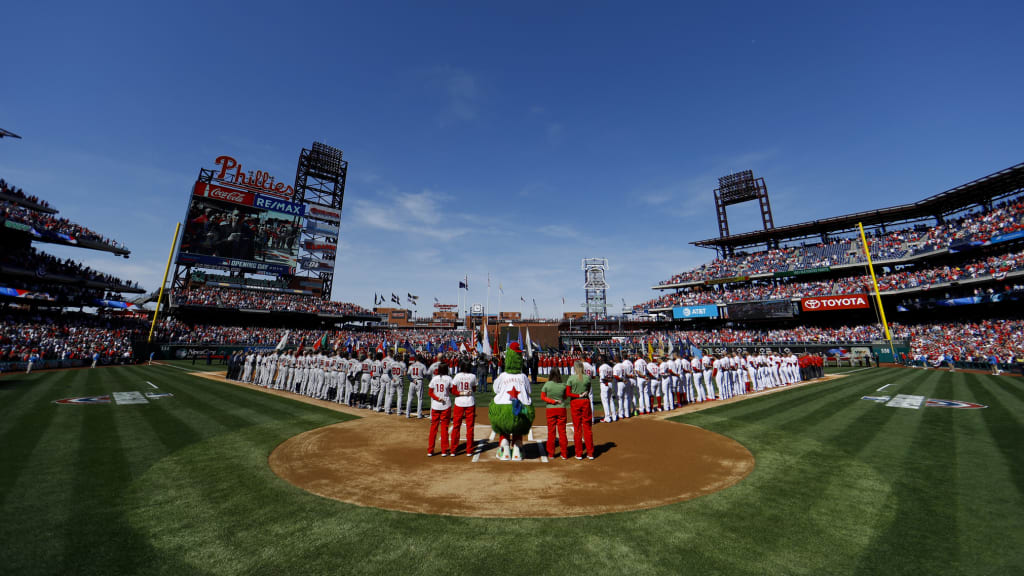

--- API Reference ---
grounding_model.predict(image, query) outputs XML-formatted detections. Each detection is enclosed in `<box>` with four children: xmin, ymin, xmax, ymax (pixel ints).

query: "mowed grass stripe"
<box><xmin>0</xmin><ymin>369</ymin><xmax>90</xmax><ymax>575</ymax></box>
<box><xmin>60</xmin><ymin>378</ymin><xmax>154</xmax><ymax>576</ymax></box>
<box><xmin>0</xmin><ymin>370</ymin><xmax>82</xmax><ymax>507</ymax></box>
<box><xmin>948</xmin><ymin>372</ymin><xmax>1024</xmax><ymax>574</ymax></box>
<box><xmin>141</xmin><ymin>365</ymin><xmax>350</xmax><ymax>428</ymax></box>
<box><xmin>853</xmin><ymin>369</ymin><xmax>964</xmax><ymax>575</ymax></box>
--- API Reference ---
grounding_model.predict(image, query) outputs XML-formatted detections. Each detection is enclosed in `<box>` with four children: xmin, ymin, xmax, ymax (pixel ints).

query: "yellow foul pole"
<box><xmin>148</xmin><ymin>222</ymin><xmax>182</xmax><ymax>343</ymax></box>
<box><xmin>858</xmin><ymin>222</ymin><xmax>895</xmax><ymax>358</ymax></box>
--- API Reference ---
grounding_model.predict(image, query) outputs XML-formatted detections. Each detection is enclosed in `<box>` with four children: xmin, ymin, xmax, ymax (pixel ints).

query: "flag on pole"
<box><xmin>313</xmin><ymin>333</ymin><xmax>327</xmax><ymax>352</ymax></box>
<box><xmin>526</xmin><ymin>327</ymin><xmax>533</xmax><ymax>357</ymax></box>
<box><xmin>647</xmin><ymin>340</ymin><xmax>654</xmax><ymax>361</ymax></box>
<box><xmin>391</xmin><ymin>293</ymin><xmax>401</xmax><ymax>305</ymax></box>
<box><xmin>499</xmin><ymin>283</ymin><xmax>504</xmax><ymax>295</ymax></box>
<box><xmin>275</xmin><ymin>330</ymin><xmax>290</xmax><ymax>351</ymax></box>
<box><xmin>482</xmin><ymin>322</ymin><xmax>492</xmax><ymax>355</ymax></box>
<box><xmin>459</xmin><ymin>276</ymin><xmax>469</xmax><ymax>290</ymax></box>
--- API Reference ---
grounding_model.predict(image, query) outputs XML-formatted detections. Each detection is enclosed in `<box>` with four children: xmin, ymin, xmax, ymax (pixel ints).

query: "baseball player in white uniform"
<box><xmin>407</xmin><ymin>355</ymin><xmax>427</xmax><ymax>418</ymax></box>
<box><xmin>598</xmin><ymin>357</ymin><xmax>617</xmax><ymax>423</ymax></box>
<box><xmin>384</xmin><ymin>354</ymin><xmax>406</xmax><ymax>415</ymax></box>
<box><xmin>634</xmin><ymin>356</ymin><xmax>650</xmax><ymax>415</ymax></box>
<box><xmin>660</xmin><ymin>356</ymin><xmax>675</xmax><ymax>411</ymax></box>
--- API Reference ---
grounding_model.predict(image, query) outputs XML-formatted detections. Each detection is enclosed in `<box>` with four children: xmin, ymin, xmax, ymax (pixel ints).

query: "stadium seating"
<box><xmin>173</xmin><ymin>286</ymin><xmax>372</xmax><ymax>316</ymax></box>
<box><xmin>656</xmin><ymin>198</ymin><xmax>1024</xmax><ymax>287</ymax></box>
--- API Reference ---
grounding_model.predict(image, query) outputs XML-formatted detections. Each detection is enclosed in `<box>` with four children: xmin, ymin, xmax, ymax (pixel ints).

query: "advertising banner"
<box><xmin>0</xmin><ymin>286</ymin><xmax>55</xmax><ymax>301</ymax></box>
<box><xmin>192</xmin><ymin>181</ymin><xmax>256</xmax><ymax>207</ymax></box>
<box><xmin>990</xmin><ymin>230</ymin><xmax>1024</xmax><ymax>245</ymax></box>
<box><xmin>774</xmin><ymin>266</ymin><xmax>831</xmax><ymax>278</ymax></box>
<box><xmin>177</xmin><ymin>253</ymin><xmax>295</xmax><ymax>276</ymax></box>
<box><xmin>94</xmin><ymin>299</ymin><xmax>140</xmax><ymax>310</ymax></box>
<box><xmin>306</xmin><ymin>204</ymin><xmax>341</xmax><ymax>223</ymax></box>
<box><xmin>800</xmin><ymin>294</ymin><xmax>871</xmax><ymax>312</ymax></box>
<box><xmin>305</xmin><ymin>219</ymin><xmax>340</xmax><ymax>237</ymax></box>
<box><xmin>672</xmin><ymin>305</ymin><xmax>720</xmax><ymax>319</ymax></box>
<box><xmin>704</xmin><ymin>275</ymin><xmax>749</xmax><ymax>286</ymax></box>
<box><xmin>304</xmin><ymin>241</ymin><xmax>337</xmax><ymax>252</ymax></box>
<box><xmin>300</xmin><ymin>257</ymin><xmax>335</xmax><ymax>272</ymax></box>
<box><xmin>727</xmin><ymin>300</ymin><xmax>794</xmax><ymax>320</ymax></box>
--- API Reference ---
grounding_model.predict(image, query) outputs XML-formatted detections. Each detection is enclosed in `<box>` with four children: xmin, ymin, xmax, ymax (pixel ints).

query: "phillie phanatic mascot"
<box><xmin>489</xmin><ymin>342</ymin><xmax>535</xmax><ymax>461</ymax></box>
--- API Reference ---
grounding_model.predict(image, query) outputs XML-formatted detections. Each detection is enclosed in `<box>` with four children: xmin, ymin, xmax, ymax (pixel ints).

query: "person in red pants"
<box><xmin>565</xmin><ymin>361</ymin><xmax>594</xmax><ymax>459</ymax></box>
<box><xmin>427</xmin><ymin>364</ymin><xmax>454</xmax><ymax>457</ymax></box>
<box><xmin>540</xmin><ymin>367</ymin><xmax>569</xmax><ymax>459</ymax></box>
<box><xmin>450</xmin><ymin>359</ymin><xmax>478</xmax><ymax>457</ymax></box>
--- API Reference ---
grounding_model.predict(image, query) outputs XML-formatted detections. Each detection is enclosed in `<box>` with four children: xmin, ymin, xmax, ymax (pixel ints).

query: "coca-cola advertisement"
<box><xmin>180</xmin><ymin>183</ymin><xmax>303</xmax><ymax>272</ymax></box>
<box><xmin>192</xmin><ymin>182</ymin><xmax>256</xmax><ymax>207</ymax></box>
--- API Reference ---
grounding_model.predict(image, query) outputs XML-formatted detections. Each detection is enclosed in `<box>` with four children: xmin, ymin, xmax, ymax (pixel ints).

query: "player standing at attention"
<box><xmin>647</xmin><ymin>357</ymin><xmax>661</xmax><ymax>412</ymax></box>
<box><xmin>565</xmin><ymin>361</ymin><xmax>595</xmax><ymax>459</ymax></box>
<box><xmin>634</xmin><ymin>355</ymin><xmax>649</xmax><ymax>415</ymax></box>
<box><xmin>427</xmin><ymin>364</ymin><xmax>454</xmax><ymax>457</ymax></box>
<box><xmin>450</xmin><ymin>360</ymin><xmax>478</xmax><ymax>456</ymax></box>
<box><xmin>660</xmin><ymin>355</ymin><xmax>675</xmax><ymax>411</ymax></box>
<box><xmin>702</xmin><ymin>354</ymin><xmax>715</xmax><ymax>400</ymax></box>
<box><xmin>406</xmin><ymin>354</ymin><xmax>427</xmax><ymax>418</ymax></box>
<box><xmin>598</xmin><ymin>355</ymin><xmax>617</xmax><ymax>423</ymax></box>
<box><xmin>540</xmin><ymin>368</ymin><xmax>569</xmax><ymax>459</ymax></box>
<box><xmin>385</xmin><ymin>353</ymin><xmax>406</xmax><ymax>415</ymax></box>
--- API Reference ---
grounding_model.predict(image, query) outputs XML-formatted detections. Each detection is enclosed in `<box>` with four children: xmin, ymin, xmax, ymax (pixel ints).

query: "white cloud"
<box><xmin>350</xmin><ymin>189</ymin><xmax>468</xmax><ymax>242</ymax></box>
<box><xmin>424</xmin><ymin>66</ymin><xmax>480</xmax><ymax>125</ymax></box>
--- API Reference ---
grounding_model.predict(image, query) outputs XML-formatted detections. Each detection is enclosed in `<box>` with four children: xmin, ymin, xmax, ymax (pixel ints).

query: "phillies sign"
<box><xmin>213</xmin><ymin>155</ymin><xmax>294</xmax><ymax>198</ymax></box>
<box><xmin>193</xmin><ymin>182</ymin><xmax>255</xmax><ymax>207</ymax></box>
<box><xmin>801</xmin><ymin>294</ymin><xmax>870</xmax><ymax>312</ymax></box>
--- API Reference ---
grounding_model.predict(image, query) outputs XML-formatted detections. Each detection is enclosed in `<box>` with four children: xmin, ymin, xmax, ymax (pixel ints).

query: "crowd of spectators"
<box><xmin>0</xmin><ymin>199</ymin><xmax>127</xmax><ymax>250</ymax></box>
<box><xmin>898</xmin><ymin>320</ymin><xmax>1024</xmax><ymax>365</ymax></box>
<box><xmin>174</xmin><ymin>286</ymin><xmax>372</xmax><ymax>316</ymax></box>
<box><xmin>156</xmin><ymin>319</ymin><xmax>468</xmax><ymax>350</ymax></box>
<box><xmin>0</xmin><ymin>247</ymin><xmax>139</xmax><ymax>289</ymax></box>
<box><xmin>0</xmin><ymin>178</ymin><xmax>52</xmax><ymax>209</ymax></box>
<box><xmin>0</xmin><ymin>313</ymin><xmax>143</xmax><ymax>363</ymax></box>
<box><xmin>155</xmin><ymin>319</ymin><xmax>1023</xmax><ymax>366</ymax></box>
<box><xmin>637</xmin><ymin>249</ymin><xmax>1024</xmax><ymax>310</ymax></box>
<box><xmin>657</xmin><ymin>197</ymin><xmax>1024</xmax><ymax>286</ymax></box>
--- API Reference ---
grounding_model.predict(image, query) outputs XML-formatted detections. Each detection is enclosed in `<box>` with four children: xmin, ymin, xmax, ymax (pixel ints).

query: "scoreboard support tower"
<box><xmin>293</xmin><ymin>142</ymin><xmax>347</xmax><ymax>300</ymax></box>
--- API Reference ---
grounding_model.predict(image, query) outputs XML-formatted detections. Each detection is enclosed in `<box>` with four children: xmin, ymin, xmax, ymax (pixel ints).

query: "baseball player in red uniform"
<box><xmin>427</xmin><ymin>363</ymin><xmax>454</xmax><ymax>457</ymax></box>
<box><xmin>449</xmin><ymin>359</ymin><xmax>478</xmax><ymax>456</ymax></box>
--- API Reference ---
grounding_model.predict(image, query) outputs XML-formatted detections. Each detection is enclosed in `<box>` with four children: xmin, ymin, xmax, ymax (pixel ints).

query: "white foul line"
<box><xmin>146</xmin><ymin>381</ymin><xmax>158</xmax><ymax>389</ymax></box>
<box><xmin>877</xmin><ymin>383</ymin><xmax>892</xmax><ymax>391</ymax></box>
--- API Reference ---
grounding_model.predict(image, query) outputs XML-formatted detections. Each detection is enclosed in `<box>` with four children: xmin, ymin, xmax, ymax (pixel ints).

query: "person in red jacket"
<box><xmin>427</xmin><ymin>364</ymin><xmax>454</xmax><ymax>457</ymax></box>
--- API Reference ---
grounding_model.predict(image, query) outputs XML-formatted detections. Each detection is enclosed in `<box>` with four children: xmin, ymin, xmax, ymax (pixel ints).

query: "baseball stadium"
<box><xmin>3</xmin><ymin>4</ymin><xmax>1024</xmax><ymax>576</ymax></box>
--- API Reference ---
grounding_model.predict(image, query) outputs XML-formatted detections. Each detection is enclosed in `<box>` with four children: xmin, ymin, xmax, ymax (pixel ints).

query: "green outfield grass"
<box><xmin>1</xmin><ymin>365</ymin><xmax>1021</xmax><ymax>575</ymax></box>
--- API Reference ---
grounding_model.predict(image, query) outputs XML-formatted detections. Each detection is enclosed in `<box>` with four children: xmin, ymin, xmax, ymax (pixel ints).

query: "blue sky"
<box><xmin>3</xmin><ymin>1</ymin><xmax>1023</xmax><ymax>317</ymax></box>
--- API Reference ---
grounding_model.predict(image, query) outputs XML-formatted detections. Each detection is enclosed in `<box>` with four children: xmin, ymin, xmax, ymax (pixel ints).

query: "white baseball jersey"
<box><xmin>429</xmin><ymin>375</ymin><xmax>453</xmax><ymax>411</ymax></box>
<box><xmin>452</xmin><ymin>373</ymin><xmax>477</xmax><ymax>407</ymax></box>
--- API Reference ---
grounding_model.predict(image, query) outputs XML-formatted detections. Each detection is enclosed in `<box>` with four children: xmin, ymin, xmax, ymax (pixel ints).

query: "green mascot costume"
<box><xmin>489</xmin><ymin>342</ymin><xmax>535</xmax><ymax>461</ymax></box>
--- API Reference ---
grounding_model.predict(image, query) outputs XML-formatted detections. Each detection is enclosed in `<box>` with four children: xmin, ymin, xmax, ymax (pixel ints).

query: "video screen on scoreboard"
<box><xmin>178</xmin><ymin>182</ymin><xmax>306</xmax><ymax>275</ymax></box>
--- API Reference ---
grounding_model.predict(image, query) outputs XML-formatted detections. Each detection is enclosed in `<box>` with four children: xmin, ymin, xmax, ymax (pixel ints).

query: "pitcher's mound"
<box><xmin>269</xmin><ymin>412</ymin><xmax>754</xmax><ymax>518</ymax></box>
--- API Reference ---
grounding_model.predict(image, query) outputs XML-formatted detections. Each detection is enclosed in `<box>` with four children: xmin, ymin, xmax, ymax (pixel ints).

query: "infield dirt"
<box><xmin>192</xmin><ymin>371</ymin><xmax>841</xmax><ymax>517</ymax></box>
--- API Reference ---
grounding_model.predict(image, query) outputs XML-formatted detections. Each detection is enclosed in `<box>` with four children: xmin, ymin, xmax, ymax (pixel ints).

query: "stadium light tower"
<box><xmin>582</xmin><ymin>258</ymin><xmax>609</xmax><ymax>318</ymax></box>
<box><xmin>714</xmin><ymin>170</ymin><xmax>774</xmax><ymax>255</ymax></box>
